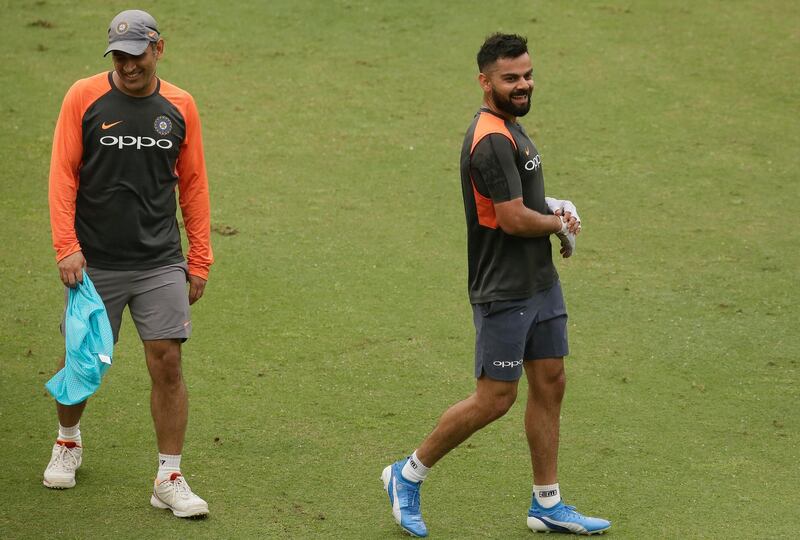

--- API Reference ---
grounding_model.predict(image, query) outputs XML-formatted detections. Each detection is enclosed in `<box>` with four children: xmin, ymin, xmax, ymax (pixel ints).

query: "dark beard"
<box><xmin>492</xmin><ymin>88</ymin><xmax>532</xmax><ymax>118</ymax></box>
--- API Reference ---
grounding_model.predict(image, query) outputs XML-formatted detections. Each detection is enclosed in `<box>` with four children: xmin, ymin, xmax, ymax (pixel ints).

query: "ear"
<box><xmin>155</xmin><ymin>39</ymin><xmax>165</xmax><ymax>59</ymax></box>
<box><xmin>478</xmin><ymin>72</ymin><xmax>491</xmax><ymax>92</ymax></box>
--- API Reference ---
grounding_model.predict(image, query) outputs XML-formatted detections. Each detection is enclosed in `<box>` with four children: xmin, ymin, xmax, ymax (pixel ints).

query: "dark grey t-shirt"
<box><xmin>76</xmin><ymin>74</ymin><xmax>187</xmax><ymax>270</ymax></box>
<box><xmin>459</xmin><ymin>108</ymin><xmax>558</xmax><ymax>304</ymax></box>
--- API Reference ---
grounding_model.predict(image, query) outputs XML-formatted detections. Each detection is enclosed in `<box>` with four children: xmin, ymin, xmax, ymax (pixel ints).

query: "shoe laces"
<box><xmin>170</xmin><ymin>475</ymin><xmax>193</xmax><ymax>499</ymax></box>
<box><xmin>552</xmin><ymin>503</ymin><xmax>580</xmax><ymax>518</ymax></box>
<box><xmin>402</xmin><ymin>481</ymin><xmax>422</xmax><ymax>513</ymax></box>
<box><xmin>51</xmin><ymin>444</ymin><xmax>79</xmax><ymax>470</ymax></box>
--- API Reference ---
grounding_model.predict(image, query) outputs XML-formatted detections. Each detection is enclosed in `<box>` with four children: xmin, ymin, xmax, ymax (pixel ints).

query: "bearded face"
<box><xmin>491</xmin><ymin>83</ymin><xmax>532</xmax><ymax>118</ymax></box>
<box><xmin>480</xmin><ymin>53</ymin><xmax>535</xmax><ymax>120</ymax></box>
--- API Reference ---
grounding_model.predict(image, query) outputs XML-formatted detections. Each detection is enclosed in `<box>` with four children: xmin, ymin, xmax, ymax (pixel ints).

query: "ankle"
<box><xmin>58</xmin><ymin>422</ymin><xmax>81</xmax><ymax>444</ymax></box>
<box><xmin>533</xmin><ymin>483</ymin><xmax>561</xmax><ymax>509</ymax></box>
<box><xmin>157</xmin><ymin>453</ymin><xmax>181</xmax><ymax>480</ymax></box>
<box><xmin>401</xmin><ymin>450</ymin><xmax>431</xmax><ymax>483</ymax></box>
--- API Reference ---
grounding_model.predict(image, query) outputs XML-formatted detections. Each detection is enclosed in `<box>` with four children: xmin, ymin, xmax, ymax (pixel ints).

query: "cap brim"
<box><xmin>103</xmin><ymin>40</ymin><xmax>150</xmax><ymax>57</ymax></box>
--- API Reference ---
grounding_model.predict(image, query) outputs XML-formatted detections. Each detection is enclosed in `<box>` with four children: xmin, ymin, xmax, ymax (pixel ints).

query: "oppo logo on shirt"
<box><xmin>524</xmin><ymin>154</ymin><xmax>541</xmax><ymax>171</ymax></box>
<box><xmin>99</xmin><ymin>135</ymin><xmax>173</xmax><ymax>150</ymax></box>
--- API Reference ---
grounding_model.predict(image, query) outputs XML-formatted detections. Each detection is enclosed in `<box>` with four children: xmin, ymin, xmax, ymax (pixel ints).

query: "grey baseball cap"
<box><xmin>103</xmin><ymin>10</ymin><xmax>160</xmax><ymax>57</ymax></box>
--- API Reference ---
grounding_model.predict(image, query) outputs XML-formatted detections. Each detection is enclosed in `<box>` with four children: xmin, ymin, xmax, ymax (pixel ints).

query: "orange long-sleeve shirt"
<box><xmin>49</xmin><ymin>72</ymin><xmax>213</xmax><ymax>279</ymax></box>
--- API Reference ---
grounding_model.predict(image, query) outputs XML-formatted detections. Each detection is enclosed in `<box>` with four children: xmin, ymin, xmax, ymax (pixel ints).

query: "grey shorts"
<box><xmin>472</xmin><ymin>281</ymin><xmax>569</xmax><ymax>381</ymax></box>
<box><xmin>62</xmin><ymin>263</ymin><xmax>191</xmax><ymax>343</ymax></box>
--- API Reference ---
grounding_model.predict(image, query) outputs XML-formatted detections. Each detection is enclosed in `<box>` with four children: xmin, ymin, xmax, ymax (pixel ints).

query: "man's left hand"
<box><xmin>555</xmin><ymin>208</ymin><xmax>581</xmax><ymax>235</ymax></box>
<box><xmin>545</xmin><ymin>197</ymin><xmax>582</xmax><ymax>235</ymax></box>
<box><xmin>188</xmin><ymin>274</ymin><xmax>207</xmax><ymax>305</ymax></box>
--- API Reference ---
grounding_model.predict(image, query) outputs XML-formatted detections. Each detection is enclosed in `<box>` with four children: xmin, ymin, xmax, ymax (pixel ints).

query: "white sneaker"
<box><xmin>150</xmin><ymin>473</ymin><xmax>209</xmax><ymax>518</ymax></box>
<box><xmin>43</xmin><ymin>440</ymin><xmax>82</xmax><ymax>489</ymax></box>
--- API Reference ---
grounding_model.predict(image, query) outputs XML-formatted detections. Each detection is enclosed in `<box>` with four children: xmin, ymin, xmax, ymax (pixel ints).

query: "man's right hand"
<box><xmin>57</xmin><ymin>251</ymin><xmax>86</xmax><ymax>287</ymax></box>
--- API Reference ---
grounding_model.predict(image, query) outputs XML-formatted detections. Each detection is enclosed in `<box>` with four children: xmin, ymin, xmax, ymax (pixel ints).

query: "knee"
<box><xmin>549</xmin><ymin>367</ymin><xmax>566</xmax><ymax>392</ymax></box>
<box><xmin>154</xmin><ymin>364</ymin><xmax>183</xmax><ymax>388</ymax></box>
<box><xmin>148</xmin><ymin>347</ymin><xmax>183</xmax><ymax>387</ymax></box>
<box><xmin>483</xmin><ymin>389</ymin><xmax>518</xmax><ymax>421</ymax></box>
<box><xmin>534</xmin><ymin>365</ymin><xmax>566</xmax><ymax>399</ymax></box>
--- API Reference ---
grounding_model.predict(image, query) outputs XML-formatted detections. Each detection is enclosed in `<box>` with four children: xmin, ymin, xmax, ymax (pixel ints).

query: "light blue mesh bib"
<box><xmin>45</xmin><ymin>272</ymin><xmax>114</xmax><ymax>405</ymax></box>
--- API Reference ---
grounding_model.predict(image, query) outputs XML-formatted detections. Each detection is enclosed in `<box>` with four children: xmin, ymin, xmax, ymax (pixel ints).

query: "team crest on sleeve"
<box><xmin>154</xmin><ymin>115</ymin><xmax>173</xmax><ymax>136</ymax></box>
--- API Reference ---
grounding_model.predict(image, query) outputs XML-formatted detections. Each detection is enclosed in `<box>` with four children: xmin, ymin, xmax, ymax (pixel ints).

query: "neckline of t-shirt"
<box><xmin>478</xmin><ymin>107</ymin><xmax>517</xmax><ymax>124</ymax></box>
<box><xmin>107</xmin><ymin>71</ymin><xmax>161</xmax><ymax>99</ymax></box>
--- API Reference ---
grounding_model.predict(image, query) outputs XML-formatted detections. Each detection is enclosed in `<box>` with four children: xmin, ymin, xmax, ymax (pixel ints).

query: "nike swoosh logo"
<box><xmin>101</xmin><ymin>120</ymin><xmax>123</xmax><ymax>130</ymax></box>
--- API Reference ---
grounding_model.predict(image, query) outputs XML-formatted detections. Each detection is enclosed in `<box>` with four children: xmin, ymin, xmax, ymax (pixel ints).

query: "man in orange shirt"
<box><xmin>45</xmin><ymin>9</ymin><xmax>212</xmax><ymax>518</ymax></box>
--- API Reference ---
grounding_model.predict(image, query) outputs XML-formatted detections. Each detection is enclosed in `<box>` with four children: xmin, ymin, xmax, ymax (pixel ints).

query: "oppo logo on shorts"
<box><xmin>524</xmin><ymin>155</ymin><xmax>541</xmax><ymax>171</ymax></box>
<box><xmin>493</xmin><ymin>359</ymin><xmax>523</xmax><ymax>368</ymax></box>
<box><xmin>100</xmin><ymin>135</ymin><xmax>173</xmax><ymax>150</ymax></box>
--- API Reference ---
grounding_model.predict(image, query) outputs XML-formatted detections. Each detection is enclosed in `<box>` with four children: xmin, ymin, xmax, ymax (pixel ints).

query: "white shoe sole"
<box><xmin>381</xmin><ymin>466</ymin><xmax>402</xmax><ymax>523</ymax></box>
<box><xmin>381</xmin><ymin>465</ymin><xmax>392</xmax><ymax>492</ymax></box>
<box><xmin>382</xmin><ymin>465</ymin><xmax>422</xmax><ymax>536</ymax></box>
<box><xmin>150</xmin><ymin>494</ymin><xmax>209</xmax><ymax>518</ymax></box>
<box><xmin>43</xmin><ymin>477</ymin><xmax>76</xmax><ymax>489</ymax></box>
<box><xmin>527</xmin><ymin>516</ymin><xmax>609</xmax><ymax>535</ymax></box>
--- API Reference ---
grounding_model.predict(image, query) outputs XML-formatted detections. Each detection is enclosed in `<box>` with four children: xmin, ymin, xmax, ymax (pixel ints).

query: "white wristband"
<box><xmin>556</xmin><ymin>217</ymin><xmax>569</xmax><ymax>235</ymax></box>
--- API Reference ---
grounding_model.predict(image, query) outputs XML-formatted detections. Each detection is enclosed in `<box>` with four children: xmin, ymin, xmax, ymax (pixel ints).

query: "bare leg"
<box><xmin>416</xmin><ymin>376</ymin><xmax>519</xmax><ymax>467</ymax></box>
<box><xmin>144</xmin><ymin>340</ymin><xmax>187</xmax><ymax>455</ymax></box>
<box><xmin>54</xmin><ymin>355</ymin><xmax>87</xmax><ymax>428</ymax></box>
<box><xmin>523</xmin><ymin>358</ymin><xmax>565</xmax><ymax>485</ymax></box>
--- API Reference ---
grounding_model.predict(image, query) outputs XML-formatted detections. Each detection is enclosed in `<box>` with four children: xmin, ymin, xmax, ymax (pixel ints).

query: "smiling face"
<box><xmin>479</xmin><ymin>53</ymin><xmax>534</xmax><ymax>121</ymax></box>
<box><xmin>111</xmin><ymin>39</ymin><xmax>163</xmax><ymax>97</ymax></box>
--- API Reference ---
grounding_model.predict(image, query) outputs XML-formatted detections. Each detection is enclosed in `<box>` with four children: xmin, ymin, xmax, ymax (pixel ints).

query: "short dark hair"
<box><xmin>477</xmin><ymin>33</ymin><xmax>528</xmax><ymax>72</ymax></box>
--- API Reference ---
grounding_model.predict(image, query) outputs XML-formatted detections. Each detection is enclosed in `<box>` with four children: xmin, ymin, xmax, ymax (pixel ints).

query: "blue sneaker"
<box><xmin>527</xmin><ymin>499</ymin><xmax>610</xmax><ymax>535</ymax></box>
<box><xmin>381</xmin><ymin>459</ymin><xmax>428</xmax><ymax>537</ymax></box>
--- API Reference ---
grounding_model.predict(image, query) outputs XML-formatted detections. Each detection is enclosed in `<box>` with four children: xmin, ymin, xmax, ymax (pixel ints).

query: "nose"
<box><xmin>523</xmin><ymin>78</ymin><xmax>534</xmax><ymax>91</ymax></box>
<box><xmin>515</xmin><ymin>78</ymin><xmax>532</xmax><ymax>93</ymax></box>
<box><xmin>122</xmin><ymin>58</ymin><xmax>137</xmax><ymax>73</ymax></box>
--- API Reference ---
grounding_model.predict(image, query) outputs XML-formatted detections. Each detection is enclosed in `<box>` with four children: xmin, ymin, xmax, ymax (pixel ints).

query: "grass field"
<box><xmin>1</xmin><ymin>0</ymin><xmax>798</xmax><ymax>538</ymax></box>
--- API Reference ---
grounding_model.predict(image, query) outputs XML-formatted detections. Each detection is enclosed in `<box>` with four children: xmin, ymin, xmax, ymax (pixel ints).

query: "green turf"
<box><xmin>1</xmin><ymin>0</ymin><xmax>798</xmax><ymax>538</ymax></box>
